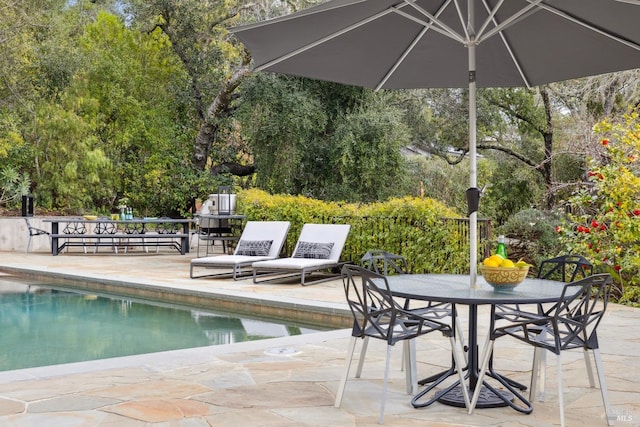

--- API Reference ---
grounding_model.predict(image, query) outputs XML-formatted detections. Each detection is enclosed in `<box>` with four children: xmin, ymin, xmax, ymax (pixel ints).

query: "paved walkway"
<box><xmin>0</xmin><ymin>251</ymin><xmax>639</xmax><ymax>426</ymax></box>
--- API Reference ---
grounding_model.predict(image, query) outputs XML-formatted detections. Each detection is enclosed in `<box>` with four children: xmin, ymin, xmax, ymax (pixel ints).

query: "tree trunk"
<box><xmin>540</xmin><ymin>86</ymin><xmax>555</xmax><ymax>208</ymax></box>
<box><xmin>192</xmin><ymin>55</ymin><xmax>252</xmax><ymax>174</ymax></box>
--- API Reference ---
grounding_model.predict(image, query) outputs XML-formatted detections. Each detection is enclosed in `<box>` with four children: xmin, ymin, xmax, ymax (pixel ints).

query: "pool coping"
<box><xmin>0</xmin><ymin>265</ymin><xmax>353</xmax><ymax>329</ymax></box>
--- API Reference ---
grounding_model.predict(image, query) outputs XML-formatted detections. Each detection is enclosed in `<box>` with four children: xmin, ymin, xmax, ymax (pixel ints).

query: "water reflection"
<box><xmin>0</xmin><ymin>279</ymin><xmax>322</xmax><ymax>371</ymax></box>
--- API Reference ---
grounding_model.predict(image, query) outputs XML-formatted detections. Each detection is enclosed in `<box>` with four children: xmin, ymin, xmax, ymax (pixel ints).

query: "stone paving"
<box><xmin>0</xmin><ymin>251</ymin><xmax>639</xmax><ymax>427</ymax></box>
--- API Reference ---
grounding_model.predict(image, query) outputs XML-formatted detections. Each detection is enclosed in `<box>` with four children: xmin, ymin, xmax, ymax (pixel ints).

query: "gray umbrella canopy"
<box><xmin>232</xmin><ymin>0</ymin><xmax>640</xmax><ymax>286</ymax></box>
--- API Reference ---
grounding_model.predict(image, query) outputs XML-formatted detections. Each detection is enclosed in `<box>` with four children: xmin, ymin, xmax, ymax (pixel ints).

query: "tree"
<box><xmin>127</xmin><ymin>0</ymin><xmax>254</xmax><ymax>179</ymax></box>
<box><xmin>0</xmin><ymin>0</ymin><xmax>59</xmax><ymax>206</ymax></box>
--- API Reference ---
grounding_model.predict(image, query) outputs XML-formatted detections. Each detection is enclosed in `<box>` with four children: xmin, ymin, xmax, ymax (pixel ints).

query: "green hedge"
<box><xmin>236</xmin><ymin>189</ymin><xmax>475</xmax><ymax>274</ymax></box>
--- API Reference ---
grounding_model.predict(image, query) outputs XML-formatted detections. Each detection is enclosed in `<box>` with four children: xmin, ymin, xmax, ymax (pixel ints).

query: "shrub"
<box><xmin>496</xmin><ymin>208</ymin><xmax>564</xmax><ymax>269</ymax></box>
<box><xmin>237</xmin><ymin>188</ymin><xmax>472</xmax><ymax>274</ymax></box>
<box><xmin>559</xmin><ymin>109</ymin><xmax>640</xmax><ymax>306</ymax></box>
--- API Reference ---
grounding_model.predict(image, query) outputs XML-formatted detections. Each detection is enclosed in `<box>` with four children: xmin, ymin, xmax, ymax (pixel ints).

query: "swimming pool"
<box><xmin>0</xmin><ymin>277</ymin><xmax>324</xmax><ymax>371</ymax></box>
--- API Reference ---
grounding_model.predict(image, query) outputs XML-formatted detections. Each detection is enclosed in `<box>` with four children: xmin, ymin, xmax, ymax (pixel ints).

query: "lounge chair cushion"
<box><xmin>236</xmin><ymin>239</ymin><xmax>273</xmax><ymax>256</ymax></box>
<box><xmin>293</xmin><ymin>241</ymin><xmax>334</xmax><ymax>259</ymax></box>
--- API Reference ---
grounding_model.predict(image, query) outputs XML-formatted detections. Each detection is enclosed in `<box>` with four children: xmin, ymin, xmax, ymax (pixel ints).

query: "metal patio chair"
<box><xmin>335</xmin><ymin>264</ymin><xmax>469</xmax><ymax>424</ymax></box>
<box><xmin>537</xmin><ymin>254</ymin><xmax>593</xmax><ymax>282</ymax></box>
<box><xmin>62</xmin><ymin>219</ymin><xmax>87</xmax><ymax>254</ymax></box>
<box><xmin>359</xmin><ymin>250</ymin><xmax>467</xmax><ymax>368</ymax></box>
<box><xmin>24</xmin><ymin>218</ymin><xmax>50</xmax><ymax>253</ymax></box>
<box><xmin>469</xmin><ymin>274</ymin><xmax>615</xmax><ymax>427</ymax></box>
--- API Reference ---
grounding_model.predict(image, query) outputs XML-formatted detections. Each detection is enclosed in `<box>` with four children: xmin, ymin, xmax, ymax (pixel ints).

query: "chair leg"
<box><xmin>592</xmin><ymin>348</ymin><xmax>615</xmax><ymax>426</ymax></box>
<box><xmin>403</xmin><ymin>340</ymin><xmax>417</xmax><ymax>394</ymax></box>
<box><xmin>26</xmin><ymin>236</ymin><xmax>32</xmax><ymax>253</ymax></box>
<box><xmin>557</xmin><ymin>353</ymin><xmax>565</xmax><ymax>427</ymax></box>
<box><xmin>584</xmin><ymin>348</ymin><xmax>596</xmax><ymax>388</ymax></box>
<box><xmin>530</xmin><ymin>347</ymin><xmax>547</xmax><ymax>402</ymax></box>
<box><xmin>334</xmin><ymin>336</ymin><xmax>358</xmax><ymax>408</ymax></box>
<box><xmin>356</xmin><ymin>336</ymin><xmax>369</xmax><ymax>378</ymax></box>
<box><xmin>379</xmin><ymin>345</ymin><xmax>393</xmax><ymax>424</ymax></box>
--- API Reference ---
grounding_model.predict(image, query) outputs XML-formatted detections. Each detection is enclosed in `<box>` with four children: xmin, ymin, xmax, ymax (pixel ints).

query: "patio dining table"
<box><xmin>44</xmin><ymin>217</ymin><xmax>193</xmax><ymax>256</ymax></box>
<box><xmin>385</xmin><ymin>274</ymin><xmax>575</xmax><ymax>413</ymax></box>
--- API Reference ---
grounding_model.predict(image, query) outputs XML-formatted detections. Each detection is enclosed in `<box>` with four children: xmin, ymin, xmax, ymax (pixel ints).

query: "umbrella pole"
<box><xmin>468</xmin><ymin>8</ymin><xmax>478</xmax><ymax>289</ymax></box>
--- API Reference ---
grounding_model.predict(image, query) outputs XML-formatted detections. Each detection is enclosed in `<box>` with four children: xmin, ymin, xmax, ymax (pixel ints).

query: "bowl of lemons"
<box><xmin>480</xmin><ymin>255</ymin><xmax>530</xmax><ymax>291</ymax></box>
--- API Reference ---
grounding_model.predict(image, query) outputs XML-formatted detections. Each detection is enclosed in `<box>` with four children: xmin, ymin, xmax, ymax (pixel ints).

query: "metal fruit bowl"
<box><xmin>479</xmin><ymin>265</ymin><xmax>529</xmax><ymax>291</ymax></box>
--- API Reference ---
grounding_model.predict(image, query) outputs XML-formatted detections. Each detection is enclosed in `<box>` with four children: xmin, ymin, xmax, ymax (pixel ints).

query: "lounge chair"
<box><xmin>251</xmin><ymin>223</ymin><xmax>351</xmax><ymax>286</ymax></box>
<box><xmin>190</xmin><ymin>221</ymin><xmax>291</xmax><ymax>280</ymax></box>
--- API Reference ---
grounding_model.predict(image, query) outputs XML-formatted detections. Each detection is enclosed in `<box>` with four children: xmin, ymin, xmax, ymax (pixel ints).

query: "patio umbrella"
<box><xmin>231</xmin><ymin>0</ymin><xmax>640</xmax><ymax>287</ymax></box>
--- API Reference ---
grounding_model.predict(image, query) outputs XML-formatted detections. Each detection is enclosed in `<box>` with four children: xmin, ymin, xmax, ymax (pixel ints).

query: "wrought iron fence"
<box><xmin>276</xmin><ymin>215</ymin><xmax>492</xmax><ymax>265</ymax></box>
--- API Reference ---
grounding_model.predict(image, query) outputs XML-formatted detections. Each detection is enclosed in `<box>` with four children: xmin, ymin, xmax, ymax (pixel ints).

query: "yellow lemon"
<box><xmin>500</xmin><ymin>259</ymin><xmax>515</xmax><ymax>268</ymax></box>
<box><xmin>515</xmin><ymin>260</ymin><xmax>529</xmax><ymax>268</ymax></box>
<box><xmin>488</xmin><ymin>254</ymin><xmax>504</xmax><ymax>264</ymax></box>
<box><xmin>483</xmin><ymin>257</ymin><xmax>500</xmax><ymax>267</ymax></box>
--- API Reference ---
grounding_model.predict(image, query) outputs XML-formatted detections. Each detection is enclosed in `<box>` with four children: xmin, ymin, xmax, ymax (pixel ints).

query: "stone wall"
<box><xmin>0</xmin><ymin>217</ymin><xmax>52</xmax><ymax>253</ymax></box>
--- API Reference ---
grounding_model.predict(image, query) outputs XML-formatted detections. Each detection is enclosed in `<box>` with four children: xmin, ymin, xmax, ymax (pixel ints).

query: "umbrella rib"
<box><xmin>403</xmin><ymin>0</ymin><xmax>465</xmax><ymax>43</ymax></box>
<box><xmin>377</xmin><ymin>0</ymin><xmax>457</xmax><ymax>90</ymax></box>
<box><xmin>476</xmin><ymin>0</ymin><xmax>543</xmax><ymax>43</ymax></box>
<box><xmin>475</xmin><ymin>0</ymin><xmax>505</xmax><ymax>38</ymax></box>
<box><xmin>254</xmin><ymin>7</ymin><xmax>397</xmax><ymax>72</ymax></box>
<box><xmin>532</xmin><ymin>2</ymin><xmax>640</xmax><ymax>52</ymax></box>
<box><xmin>479</xmin><ymin>0</ymin><xmax>532</xmax><ymax>88</ymax></box>
<box><xmin>375</xmin><ymin>27</ymin><xmax>428</xmax><ymax>90</ymax></box>
<box><xmin>452</xmin><ymin>0</ymin><xmax>470</xmax><ymax>40</ymax></box>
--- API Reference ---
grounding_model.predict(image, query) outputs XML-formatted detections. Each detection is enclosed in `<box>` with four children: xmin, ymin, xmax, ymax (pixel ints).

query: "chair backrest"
<box><xmin>62</xmin><ymin>219</ymin><xmax>87</xmax><ymax>234</ymax></box>
<box><xmin>553</xmin><ymin>273</ymin><xmax>612</xmax><ymax>351</ymax></box>
<box><xmin>360</xmin><ymin>250</ymin><xmax>409</xmax><ymax>275</ymax></box>
<box><xmin>24</xmin><ymin>218</ymin><xmax>49</xmax><ymax>237</ymax></box>
<box><xmin>95</xmin><ymin>220</ymin><xmax>118</xmax><ymax>235</ymax></box>
<box><xmin>292</xmin><ymin>223</ymin><xmax>351</xmax><ymax>262</ymax></box>
<box><xmin>232</xmin><ymin>221</ymin><xmax>291</xmax><ymax>257</ymax></box>
<box><xmin>341</xmin><ymin>264</ymin><xmax>449</xmax><ymax>345</ymax></box>
<box><xmin>341</xmin><ymin>264</ymin><xmax>399</xmax><ymax>344</ymax></box>
<box><xmin>537</xmin><ymin>254</ymin><xmax>593</xmax><ymax>282</ymax></box>
<box><xmin>24</xmin><ymin>218</ymin><xmax>35</xmax><ymax>235</ymax></box>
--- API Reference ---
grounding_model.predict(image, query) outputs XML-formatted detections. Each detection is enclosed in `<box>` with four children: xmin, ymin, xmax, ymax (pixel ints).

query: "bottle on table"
<box><xmin>496</xmin><ymin>235</ymin><xmax>507</xmax><ymax>259</ymax></box>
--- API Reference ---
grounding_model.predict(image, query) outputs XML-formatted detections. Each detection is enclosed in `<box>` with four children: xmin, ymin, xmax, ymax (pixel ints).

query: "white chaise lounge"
<box><xmin>251</xmin><ymin>223</ymin><xmax>351</xmax><ymax>286</ymax></box>
<box><xmin>190</xmin><ymin>221</ymin><xmax>291</xmax><ymax>280</ymax></box>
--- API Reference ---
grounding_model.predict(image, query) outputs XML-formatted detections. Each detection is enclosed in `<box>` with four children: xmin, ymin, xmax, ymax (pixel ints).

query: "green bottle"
<box><xmin>496</xmin><ymin>235</ymin><xmax>507</xmax><ymax>259</ymax></box>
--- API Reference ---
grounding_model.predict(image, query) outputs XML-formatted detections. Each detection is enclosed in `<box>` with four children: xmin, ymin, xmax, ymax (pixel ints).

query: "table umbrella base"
<box><xmin>437</xmin><ymin>385</ymin><xmax>512</xmax><ymax>408</ymax></box>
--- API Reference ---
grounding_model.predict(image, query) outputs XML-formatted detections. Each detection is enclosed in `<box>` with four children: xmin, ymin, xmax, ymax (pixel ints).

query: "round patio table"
<box><xmin>385</xmin><ymin>274</ymin><xmax>572</xmax><ymax>412</ymax></box>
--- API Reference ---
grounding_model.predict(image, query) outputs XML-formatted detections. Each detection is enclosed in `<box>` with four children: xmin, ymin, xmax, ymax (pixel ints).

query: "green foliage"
<box><xmin>481</xmin><ymin>154</ymin><xmax>545</xmax><ymax>225</ymax></box>
<box><xmin>30</xmin><ymin>100</ymin><xmax>111</xmax><ymax>211</ymax></box>
<box><xmin>559</xmin><ymin>109</ymin><xmax>640</xmax><ymax>305</ymax></box>
<box><xmin>237</xmin><ymin>75</ymin><xmax>410</xmax><ymax>202</ymax></box>
<box><xmin>496</xmin><ymin>208</ymin><xmax>564</xmax><ymax>268</ymax></box>
<box><xmin>237</xmin><ymin>189</ymin><xmax>469</xmax><ymax>274</ymax></box>
<box><xmin>332</xmin><ymin>94</ymin><xmax>410</xmax><ymax>202</ymax></box>
<box><xmin>0</xmin><ymin>167</ymin><xmax>31</xmax><ymax>208</ymax></box>
<box><xmin>11</xmin><ymin>9</ymin><xmax>197</xmax><ymax>215</ymax></box>
<box><xmin>237</xmin><ymin>74</ymin><xmax>328</xmax><ymax>196</ymax></box>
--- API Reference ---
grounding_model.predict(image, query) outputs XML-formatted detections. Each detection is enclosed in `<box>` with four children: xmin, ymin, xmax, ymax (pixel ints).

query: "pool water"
<box><xmin>0</xmin><ymin>278</ymin><xmax>323</xmax><ymax>371</ymax></box>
